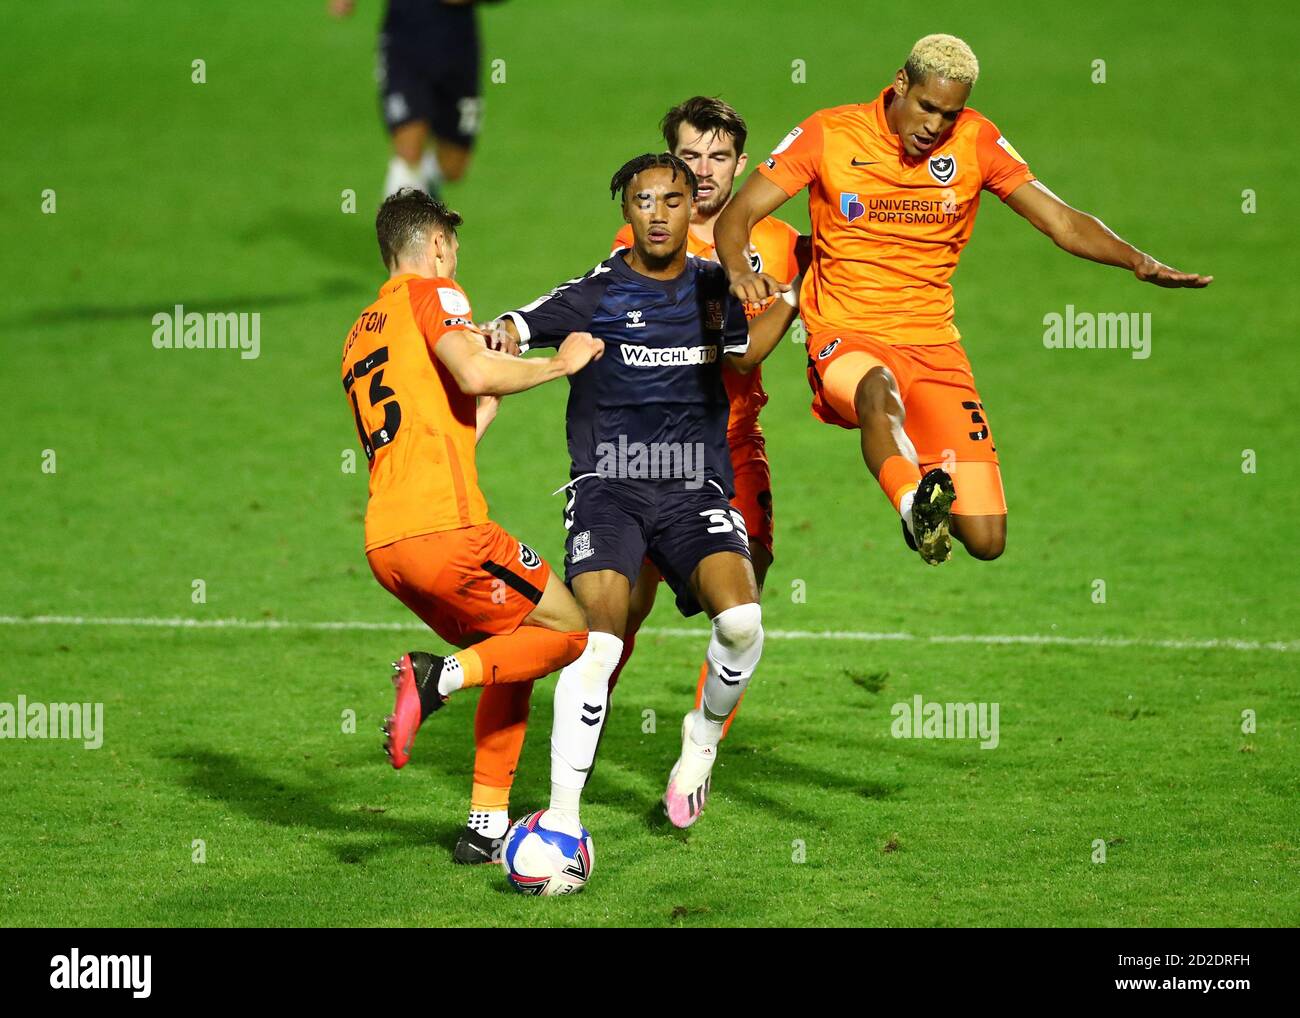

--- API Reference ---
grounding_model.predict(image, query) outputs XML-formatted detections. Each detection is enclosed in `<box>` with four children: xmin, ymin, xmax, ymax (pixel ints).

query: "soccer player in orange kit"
<box><xmin>607</xmin><ymin>97</ymin><xmax>803</xmax><ymax>737</ymax></box>
<box><xmin>716</xmin><ymin>34</ymin><xmax>1212</xmax><ymax>565</ymax></box>
<box><xmin>342</xmin><ymin>188</ymin><xmax>607</xmax><ymax>859</ymax></box>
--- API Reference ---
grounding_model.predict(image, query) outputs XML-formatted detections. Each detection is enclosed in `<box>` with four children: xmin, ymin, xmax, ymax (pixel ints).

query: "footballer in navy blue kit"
<box><xmin>489</xmin><ymin>154</ymin><xmax>799</xmax><ymax>831</ymax></box>
<box><xmin>332</xmin><ymin>0</ymin><xmax>500</xmax><ymax>196</ymax></box>
<box><xmin>506</xmin><ymin>239</ymin><xmax>750</xmax><ymax>615</ymax></box>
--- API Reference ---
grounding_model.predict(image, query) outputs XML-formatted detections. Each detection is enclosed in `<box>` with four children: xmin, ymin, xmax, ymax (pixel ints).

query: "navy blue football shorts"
<box><xmin>377</xmin><ymin>35</ymin><xmax>482</xmax><ymax>148</ymax></box>
<box><xmin>562</xmin><ymin>477</ymin><xmax>751</xmax><ymax>618</ymax></box>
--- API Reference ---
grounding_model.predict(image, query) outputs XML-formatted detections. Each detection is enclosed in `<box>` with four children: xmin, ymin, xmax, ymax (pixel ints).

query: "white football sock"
<box><xmin>547</xmin><ymin>785</ymin><xmax>582</xmax><ymax>834</ymax></box>
<box><xmin>548</xmin><ymin>631</ymin><xmax>623</xmax><ymax>828</ymax></box>
<box><xmin>384</xmin><ymin>154</ymin><xmax>426</xmax><ymax>197</ymax></box>
<box><xmin>467</xmin><ymin>809</ymin><xmax>508</xmax><ymax>840</ymax></box>
<box><xmin>436</xmin><ymin>656</ymin><xmax>464</xmax><ymax>697</ymax></box>
<box><xmin>697</xmin><ymin>602</ymin><xmax>764</xmax><ymax>747</ymax></box>
<box><xmin>899</xmin><ymin>487</ymin><xmax>917</xmax><ymax>538</ymax></box>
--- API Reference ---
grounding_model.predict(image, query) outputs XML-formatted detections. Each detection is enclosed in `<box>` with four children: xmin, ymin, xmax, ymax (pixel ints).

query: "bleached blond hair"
<box><xmin>904</xmin><ymin>34</ymin><xmax>980</xmax><ymax>86</ymax></box>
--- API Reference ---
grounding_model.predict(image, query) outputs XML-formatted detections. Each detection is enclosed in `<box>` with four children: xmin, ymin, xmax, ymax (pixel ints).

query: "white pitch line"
<box><xmin>0</xmin><ymin>614</ymin><xmax>1295</xmax><ymax>653</ymax></box>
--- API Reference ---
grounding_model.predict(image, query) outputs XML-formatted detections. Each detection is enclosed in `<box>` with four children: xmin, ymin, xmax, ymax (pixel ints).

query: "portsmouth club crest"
<box><xmin>927</xmin><ymin>153</ymin><xmax>956</xmax><ymax>184</ymax></box>
<box><xmin>817</xmin><ymin>337</ymin><xmax>841</xmax><ymax>360</ymax></box>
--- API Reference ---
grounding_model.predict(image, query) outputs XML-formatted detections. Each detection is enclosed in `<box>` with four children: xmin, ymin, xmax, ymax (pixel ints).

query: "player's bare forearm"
<box><xmin>1006</xmin><ymin>181</ymin><xmax>1212</xmax><ymax>288</ymax></box>
<box><xmin>471</xmin><ymin>343</ymin><xmax>598</xmax><ymax>396</ymax></box>
<box><xmin>435</xmin><ymin>329</ymin><xmax>603</xmax><ymax>397</ymax></box>
<box><xmin>474</xmin><ymin>396</ymin><xmax>500</xmax><ymax>444</ymax></box>
<box><xmin>462</xmin><ymin>341</ymin><xmax>566</xmax><ymax>396</ymax></box>
<box><xmin>715</xmin><ymin>185</ymin><xmax>764</xmax><ymax>279</ymax></box>
<box><xmin>717</xmin><ymin>175</ymin><xmax>795</xmax><ymax>305</ymax></box>
<box><xmin>727</xmin><ymin>296</ymin><xmax>799</xmax><ymax>374</ymax></box>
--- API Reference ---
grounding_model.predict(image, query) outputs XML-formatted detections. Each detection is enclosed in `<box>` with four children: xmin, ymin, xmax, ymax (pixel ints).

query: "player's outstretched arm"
<box><xmin>435</xmin><ymin>329</ymin><xmax>603</xmax><ymax>397</ymax></box>
<box><xmin>716</xmin><ymin>174</ymin><xmax>795</xmax><ymax>306</ymax></box>
<box><xmin>1005</xmin><ymin>181</ymin><xmax>1213</xmax><ymax>288</ymax></box>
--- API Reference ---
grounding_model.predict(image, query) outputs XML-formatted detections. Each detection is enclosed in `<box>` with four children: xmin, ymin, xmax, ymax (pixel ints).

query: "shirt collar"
<box><xmin>609</xmin><ymin>249</ymin><xmax>692</xmax><ymax>299</ymax></box>
<box><xmin>380</xmin><ymin>273</ymin><xmax>421</xmax><ymax>297</ymax></box>
<box><xmin>872</xmin><ymin>84</ymin><xmax>899</xmax><ymax>145</ymax></box>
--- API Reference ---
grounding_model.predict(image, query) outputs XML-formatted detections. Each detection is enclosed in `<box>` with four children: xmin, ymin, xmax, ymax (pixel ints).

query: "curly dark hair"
<box><xmin>609</xmin><ymin>152</ymin><xmax>698</xmax><ymax>204</ymax></box>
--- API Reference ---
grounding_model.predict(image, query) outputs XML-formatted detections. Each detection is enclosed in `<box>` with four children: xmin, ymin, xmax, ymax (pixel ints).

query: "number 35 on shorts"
<box><xmin>700</xmin><ymin>508</ymin><xmax>748</xmax><ymax>539</ymax></box>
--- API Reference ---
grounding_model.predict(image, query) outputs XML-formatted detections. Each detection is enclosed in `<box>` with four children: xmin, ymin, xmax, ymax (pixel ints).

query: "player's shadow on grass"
<box><xmin>591</xmin><ymin>719</ymin><xmax>905</xmax><ymax>830</ymax></box>
<box><xmin>238</xmin><ymin>206</ymin><xmax>374</xmax><ymax>276</ymax></box>
<box><xmin>168</xmin><ymin>748</ymin><xmax>464</xmax><ymax>865</ymax></box>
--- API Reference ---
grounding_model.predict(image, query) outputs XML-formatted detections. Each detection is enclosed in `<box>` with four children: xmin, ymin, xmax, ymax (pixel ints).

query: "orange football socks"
<box><xmin>454</xmin><ymin>628</ymin><xmax>588</xmax><ymax>689</ymax></box>
<box><xmin>878</xmin><ymin>454</ymin><xmax>922</xmax><ymax>513</ymax></box>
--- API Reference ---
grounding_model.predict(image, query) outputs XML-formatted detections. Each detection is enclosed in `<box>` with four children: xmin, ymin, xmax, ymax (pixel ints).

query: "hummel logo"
<box><xmin>580</xmin><ymin>702</ymin><xmax>604</xmax><ymax>727</ymax></box>
<box><xmin>850</xmin><ymin>158</ymin><xmax>877</xmax><ymax>166</ymax></box>
<box><xmin>625</xmin><ymin>309</ymin><xmax>646</xmax><ymax>329</ymax></box>
<box><xmin>718</xmin><ymin>664</ymin><xmax>742</xmax><ymax>686</ymax></box>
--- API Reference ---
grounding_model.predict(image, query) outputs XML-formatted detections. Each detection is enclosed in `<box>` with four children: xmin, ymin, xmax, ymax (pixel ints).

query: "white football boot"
<box><xmin>663</xmin><ymin>709</ymin><xmax>718</xmax><ymax>829</ymax></box>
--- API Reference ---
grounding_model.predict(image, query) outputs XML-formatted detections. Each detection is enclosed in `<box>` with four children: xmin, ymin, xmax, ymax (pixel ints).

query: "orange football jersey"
<box><xmin>611</xmin><ymin>215</ymin><xmax>799</xmax><ymax>437</ymax></box>
<box><xmin>342</xmin><ymin>274</ymin><xmax>488</xmax><ymax>552</ymax></box>
<box><xmin>758</xmin><ymin>85</ymin><xmax>1035</xmax><ymax>345</ymax></box>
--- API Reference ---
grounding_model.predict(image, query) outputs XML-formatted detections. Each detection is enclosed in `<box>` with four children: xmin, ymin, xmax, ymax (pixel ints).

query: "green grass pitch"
<box><xmin>1</xmin><ymin>1</ymin><xmax>1297</xmax><ymax>927</ymax></box>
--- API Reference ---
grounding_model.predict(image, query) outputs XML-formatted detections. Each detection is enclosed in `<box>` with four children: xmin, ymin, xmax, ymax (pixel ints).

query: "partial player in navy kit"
<box><xmin>330</xmin><ymin>0</ymin><xmax>500</xmax><ymax>196</ymax></box>
<box><xmin>489</xmin><ymin>153</ymin><xmax>800</xmax><ymax>830</ymax></box>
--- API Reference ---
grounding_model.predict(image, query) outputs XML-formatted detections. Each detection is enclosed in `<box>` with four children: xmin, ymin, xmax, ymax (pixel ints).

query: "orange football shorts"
<box><xmin>728</xmin><ymin>429</ymin><xmax>774</xmax><ymax>558</ymax></box>
<box><xmin>806</xmin><ymin>332</ymin><xmax>1006</xmax><ymax>516</ymax></box>
<box><xmin>367</xmin><ymin>521</ymin><xmax>553</xmax><ymax>647</ymax></box>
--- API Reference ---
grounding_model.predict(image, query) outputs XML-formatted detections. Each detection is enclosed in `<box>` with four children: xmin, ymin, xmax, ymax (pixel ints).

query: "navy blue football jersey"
<box><xmin>503</xmin><ymin>253</ymin><xmax>750</xmax><ymax>494</ymax></box>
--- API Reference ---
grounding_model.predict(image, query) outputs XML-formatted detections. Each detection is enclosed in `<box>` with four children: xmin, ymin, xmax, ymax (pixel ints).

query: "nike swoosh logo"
<box><xmin>851</xmin><ymin>158</ymin><xmax>877</xmax><ymax>166</ymax></box>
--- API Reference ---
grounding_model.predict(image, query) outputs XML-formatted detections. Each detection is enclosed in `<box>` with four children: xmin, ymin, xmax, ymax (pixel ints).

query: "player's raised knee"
<box><xmin>853</xmin><ymin>366</ymin><xmax>900</xmax><ymax>422</ymax></box>
<box><xmin>956</xmin><ymin>518</ymin><xmax>1006</xmax><ymax>560</ymax></box>
<box><xmin>712</xmin><ymin>601</ymin><xmax>763</xmax><ymax>651</ymax></box>
<box><xmin>967</xmin><ymin>538</ymin><xmax>1004</xmax><ymax>560</ymax></box>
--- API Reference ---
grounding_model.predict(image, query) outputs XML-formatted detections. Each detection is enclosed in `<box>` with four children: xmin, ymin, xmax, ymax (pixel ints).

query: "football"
<box><xmin>502</xmin><ymin>811</ymin><xmax>595</xmax><ymax>896</ymax></box>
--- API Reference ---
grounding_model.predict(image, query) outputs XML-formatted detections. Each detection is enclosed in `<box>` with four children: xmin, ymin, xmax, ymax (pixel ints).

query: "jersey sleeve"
<box><xmin>722</xmin><ymin>293</ymin><xmax>749</xmax><ymax>356</ymax></box>
<box><xmin>407</xmin><ymin>277</ymin><xmax>475</xmax><ymax>353</ymax></box>
<box><xmin>502</xmin><ymin>264</ymin><xmax>607</xmax><ymax>351</ymax></box>
<box><xmin>756</xmin><ymin>112</ymin><xmax>826</xmax><ymax>197</ymax></box>
<box><xmin>610</xmin><ymin>223</ymin><xmax>634</xmax><ymax>254</ymax></box>
<box><xmin>976</xmin><ymin>117</ymin><xmax>1036</xmax><ymax>201</ymax></box>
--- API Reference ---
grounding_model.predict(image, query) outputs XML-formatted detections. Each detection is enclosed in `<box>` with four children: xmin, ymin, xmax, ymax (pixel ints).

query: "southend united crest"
<box><xmin>928</xmin><ymin>154</ymin><xmax>956</xmax><ymax>184</ymax></box>
<box><xmin>705</xmin><ymin>298</ymin><xmax>724</xmax><ymax>331</ymax></box>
